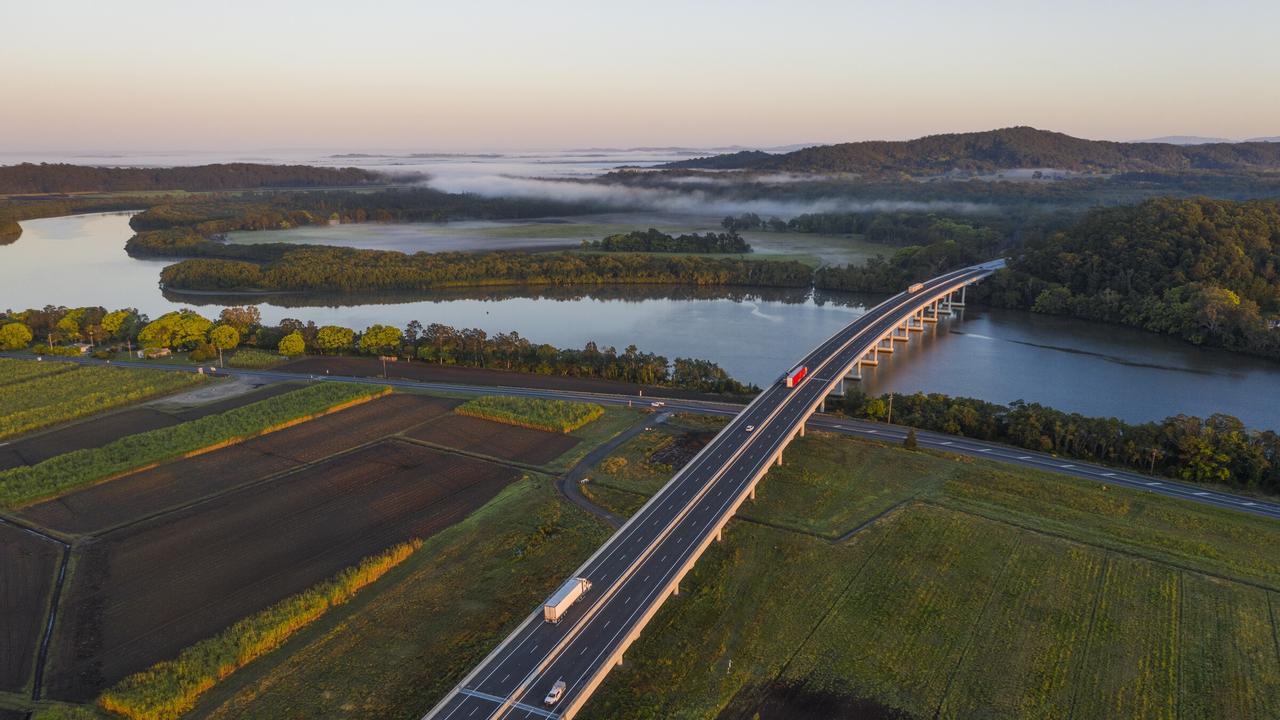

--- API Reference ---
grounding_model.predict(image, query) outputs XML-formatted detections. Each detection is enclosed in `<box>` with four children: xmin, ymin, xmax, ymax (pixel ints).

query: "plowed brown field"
<box><xmin>406</xmin><ymin>414</ymin><xmax>579</xmax><ymax>465</ymax></box>
<box><xmin>0</xmin><ymin>522</ymin><xmax>61</xmax><ymax>692</ymax></box>
<box><xmin>19</xmin><ymin>394</ymin><xmax>459</xmax><ymax>535</ymax></box>
<box><xmin>43</xmin><ymin>439</ymin><xmax>519</xmax><ymax>702</ymax></box>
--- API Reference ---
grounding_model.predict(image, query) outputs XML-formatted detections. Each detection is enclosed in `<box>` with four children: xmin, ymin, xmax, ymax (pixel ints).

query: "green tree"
<box><xmin>217</xmin><ymin>306</ymin><xmax>262</xmax><ymax>334</ymax></box>
<box><xmin>314</xmin><ymin>325</ymin><xmax>355</xmax><ymax>354</ymax></box>
<box><xmin>277</xmin><ymin>331</ymin><xmax>305</xmax><ymax>357</ymax></box>
<box><xmin>0</xmin><ymin>322</ymin><xmax>33</xmax><ymax>350</ymax></box>
<box><xmin>137</xmin><ymin>310</ymin><xmax>212</xmax><ymax>350</ymax></box>
<box><xmin>209</xmin><ymin>324</ymin><xmax>240</xmax><ymax>367</ymax></box>
<box><xmin>904</xmin><ymin>427</ymin><xmax>918</xmax><ymax>450</ymax></box>
<box><xmin>359</xmin><ymin>324</ymin><xmax>402</xmax><ymax>355</ymax></box>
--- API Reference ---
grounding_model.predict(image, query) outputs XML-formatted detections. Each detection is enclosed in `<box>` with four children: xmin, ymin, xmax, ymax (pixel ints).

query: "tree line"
<box><xmin>582</xmin><ymin>228</ymin><xmax>751</xmax><ymax>253</ymax></box>
<box><xmin>155</xmin><ymin>249</ymin><xmax>812</xmax><ymax>294</ymax></box>
<box><xmin>831</xmin><ymin>390</ymin><xmax>1280</xmax><ymax>494</ymax></box>
<box><xmin>0</xmin><ymin>305</ymin><xmax>756</xmax><ymax>394</ymax></box>
<box><xmin>0</xmin><ymin>163</ymin><xmax>394</xmax><ymax>194</ymax></box>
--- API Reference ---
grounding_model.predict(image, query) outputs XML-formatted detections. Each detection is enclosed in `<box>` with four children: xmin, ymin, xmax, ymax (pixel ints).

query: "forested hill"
<box><xmin>662</xmin><ymin>127</ymin><xmax>1280</xmax><ymax>175</ymax></box>
<box><xmin>0</xmin><ymin>163</ymin><xmax>397</xmax><ymax>194</ymax></box>
<box><xmin>985</xmin><ymin>197</ymin><xmax>1280</xmax><ymax>357</ymax></box>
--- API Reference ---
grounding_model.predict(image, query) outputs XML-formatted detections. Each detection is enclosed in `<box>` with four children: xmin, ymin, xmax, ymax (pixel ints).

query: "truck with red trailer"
<box><xmin>783</xmin><ymin>366</ymin><xmax>807</xmax><ymax>388</ymax></box>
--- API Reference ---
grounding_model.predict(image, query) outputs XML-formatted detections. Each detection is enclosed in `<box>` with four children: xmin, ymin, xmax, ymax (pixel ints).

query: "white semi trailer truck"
<box><xmin>544</xmin><ymin>577</ymin><xmax>592</xmax><ymax>623</ymax></box>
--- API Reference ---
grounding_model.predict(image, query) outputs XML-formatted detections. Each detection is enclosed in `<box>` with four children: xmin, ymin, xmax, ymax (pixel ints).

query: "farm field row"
<box><xmin>0</xmin><ymin>382</ymin><xmax>300</xmax><ymax>472</ymax></box>
<box><xmin>0</xmin><ymin>359</ymin><xmax>205</xmax><ymax>441</ymax></box>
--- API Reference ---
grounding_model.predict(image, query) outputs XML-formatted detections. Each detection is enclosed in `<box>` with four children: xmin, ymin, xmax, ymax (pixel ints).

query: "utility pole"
<box><xmin>887</xmin><ymin>394</ymin><xmax>893</xmax><ymax>426</ymax></box>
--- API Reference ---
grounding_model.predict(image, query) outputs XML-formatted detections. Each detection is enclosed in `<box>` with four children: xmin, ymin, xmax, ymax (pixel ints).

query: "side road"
<box><xmin>4</xmin><ymin>352</ymin><xmax>1278</xmax><ymax>521</ymax></box>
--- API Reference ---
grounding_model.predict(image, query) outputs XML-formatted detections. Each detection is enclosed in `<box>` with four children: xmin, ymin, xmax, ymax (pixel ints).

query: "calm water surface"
<box><xmin>7</xmin><ymin>212</ymin><xmax>1280</xmax><ymax>429</ymax></box>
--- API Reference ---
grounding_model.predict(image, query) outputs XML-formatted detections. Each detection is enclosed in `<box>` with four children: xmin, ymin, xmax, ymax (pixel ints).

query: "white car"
<box><xmin>651</xmin><ymin>401</ymin><xmax>665</xmax><ymax>407</ymax></box>
<box><xmin>544</xmin><ymin>680</ymin><xmax>567</xmax><ymax>706</ymax></box>
<box><xmin>745</xmin><ymin>425</ymin><xmax>755</xmax><ymax>432</ymax></box>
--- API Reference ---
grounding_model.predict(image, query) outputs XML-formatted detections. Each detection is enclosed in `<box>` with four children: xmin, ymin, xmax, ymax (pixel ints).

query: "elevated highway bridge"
<box><xmin>425</xmin><ymin>260</ymin><xmax>1004</xmax><ymax>720</ymax></box>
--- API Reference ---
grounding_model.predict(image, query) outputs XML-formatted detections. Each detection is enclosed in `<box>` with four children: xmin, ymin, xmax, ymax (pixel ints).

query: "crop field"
<box><xmin>0</xmin><ymin>522</ymin><xmax>62</xmax><ymax>693</ymax></box>
<box><xmin>43</xmin><ymin>438</ymin><xmax>521</xmax><ymax>701</ymax></box>
<box><xmin>456</xmin><ymin>395</ymin><xmax>604</xmax><ymax>433</ymax></box>
<box><xmin>0</xmin><ymin>382</ymin><xmax>300</xmax><ymax>472</ymax></box>
<box><xmin>578</xmin><ymin>430</ymin><xmax>1280</xmax><ymax>719</ymax></box>
<box><xmin>0</xmin><ymin>358</ymin><xmax>77</xmax><ymax>386</ymax></box>
<box><xmin>405</xmin><ymin>413</ymin><xmax>579</xmax><ymax>465</ymax></box>
<box><xmin>0</xmin><ymin>360</ymin><xmax>205</xmax><ymax>441</ymax></box>
<box><xmin>0</xmin><ymin>382</ymin><xmax>389</xmax><ymax>508</ymax></box>
<box><xmin>18</xmin><ymin>393</ymin><xmax>458</xmax><ymax>535</ymax></box>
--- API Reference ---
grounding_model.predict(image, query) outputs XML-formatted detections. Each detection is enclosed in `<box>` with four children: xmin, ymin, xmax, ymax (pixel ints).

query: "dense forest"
<box><xmin>979</xmin><ymin>197</ymin><xmax>1280</xmax><ymax>358</ymax></box>
<box><xmin>663</xmin><ymin>127</ymin><xmax>1280</xmax><ymax>175</ymax></box>
<box><xmin>831</xmin><ymin>391</ymin><xmax>1280</xmax><ymax>493</ymax></box>
<box><xmin>582</xmin><ymin>228</ymin><xmax>751</xmax><ymax>253</ymax></box>
<box><xmin>157</xmin><ymin>249</ymin><xmax>813</xmax><ymax>293</ymax></box>
<box><xmin>0</xmin><ymin>305</ymin><xmax>755</xmax><ymax>394</ymax></box>
<box><xmin>0</xmin><ymin>163</ymin><xmax>396</xmax><ymax>194</ymax></box>
<box><xmin>127</xmin><ymin>187</ymin><xmax>615</xmax><ymax>233</ymax></box>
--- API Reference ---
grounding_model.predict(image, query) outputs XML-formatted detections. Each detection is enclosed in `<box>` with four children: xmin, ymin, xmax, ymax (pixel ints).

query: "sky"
<box><xmin>3</xmin><ymin>0</ymin><xmax>1278</xmax><ymax>152</ymax></box>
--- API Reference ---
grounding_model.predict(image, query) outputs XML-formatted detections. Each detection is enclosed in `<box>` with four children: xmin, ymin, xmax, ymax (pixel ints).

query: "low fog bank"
<box><xmin>421</xmin><ymin>171</ymin><xmax>996</xmax><ymax>219</ymax></box>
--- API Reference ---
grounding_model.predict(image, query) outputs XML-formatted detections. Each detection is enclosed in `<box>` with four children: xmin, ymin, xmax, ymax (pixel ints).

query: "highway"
<box><xmin>421</xmin><ymin>263</ymin><xmax>1008</xmax><ymax>719</ymax></box>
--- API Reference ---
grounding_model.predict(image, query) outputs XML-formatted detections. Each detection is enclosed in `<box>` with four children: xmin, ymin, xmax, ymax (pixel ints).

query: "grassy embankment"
<box><xmin>0</xmin><ymin>359</ymin><xmax>205</xmax><ymax>441</ymax></box>
<box><xmin>0</xmin><ymin>382</ymin><xmax>387</xmax><ymax>507</ymax></box>
<box><xmin>179</xmin><ymin>413</ymin><xmax>1280</xmax><ymax>720</ymax></box>
<box><xmin>98</xmin><ymin>540</ymin><xmax>424</xmax><ymax>720</ymax></box>
<box><xmin>456</xmin><ymin>395</ymin><xmax>605</xmax><ymax>433</ymax></box>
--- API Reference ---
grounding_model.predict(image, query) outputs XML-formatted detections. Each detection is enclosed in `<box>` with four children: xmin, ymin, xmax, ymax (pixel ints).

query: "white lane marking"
<box><xmin>977</xmin><ymin>448</ymin><xmax>992</xmax><ymax>453</ymax></box>
<box><xmin>1017</xmin><ymin>456</ymin><xmax>1032</xmax><ymax>460</ymax></box>
<box><xmin>1194</xmin><ymin>492</ymin><xmax>1209</xmax><ymax>496</ymax></box>
<box><xmin>941</xmin><ymin>441</ymin><xmax>954</xmax><ymax>446</ymax></box>
<box><xmin>1102</xmin><ymin>473</ymin><xmax>1116</xmax><ymax>477</ymax></box>
<box><xmin>867</xmin><ymin>429</ymin><xmax>878</xmax><ymax>434</ymax></box>
<box><xmin>1146</xmin><ymin>482</ymin><xmax>1162</xmax><ymax>486</ymax></box>
<box><xmin>1243</xmin><ymin>502</ymin><xmax>1257</xmax><ymax>507</ymax></box>
<box><xmin>1060</xmin><ymin>464</ymin><xmax>1075</xmax><ymax>469</ymax></box>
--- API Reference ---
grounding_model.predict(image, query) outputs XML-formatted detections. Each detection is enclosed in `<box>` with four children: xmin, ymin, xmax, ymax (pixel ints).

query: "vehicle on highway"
<box><xmin>745</xmin><ymin>425</ymin><xmax>755</xmax><ymax>432</ymax></box>
<box><xmin>908</xmin><ymin>282</ymin><xmax>925</xmax><ymax>293</ymax></box>
<box><xmin>544</xmin><ymin>680</ymin><xmax>566</xmax><ymax>706</ymax></box>
<box><xmin>783</xmin><ymin>365</ymin><xmax>807</xmax><ymax>388</ymax></box>
<box><xmin>544</xmin><ymin>577</ymin><xmax>592</xmax><ymax>623</ymax></box>
<box><xmin>650</xmin><ymin>401</ymin><xmax>665</xmax><ymax>407</ymax></box>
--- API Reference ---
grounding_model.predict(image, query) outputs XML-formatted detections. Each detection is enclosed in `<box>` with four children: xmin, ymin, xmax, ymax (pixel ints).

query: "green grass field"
<box><xmin>0</xmin><ymin>359</ymin><xmax>205</xmax><ymax>441</ymax></box>
<box><xmin>456</xmin><ymin>395</ymin><xmax>605</xmax><ymax>433</ymax></box>
<box><xmin>225</xmin><ymin>348</ymin><xmax>287</xmax><ymax>368</ymax></box>
<box><xmin>133</xmin><ymin>421</ymin><xmax>1280</xmax><ymax>720</ymax></box>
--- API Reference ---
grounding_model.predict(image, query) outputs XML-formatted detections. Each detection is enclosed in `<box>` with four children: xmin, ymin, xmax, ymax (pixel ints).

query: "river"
<box><xmin>6</xmin><ymin>212</ymin><xmax>1280</xmax><ymax>429</ymax></box>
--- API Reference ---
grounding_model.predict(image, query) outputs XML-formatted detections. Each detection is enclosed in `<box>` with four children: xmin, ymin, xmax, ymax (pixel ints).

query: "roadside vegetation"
<box><xmin>457</xmin><ymin>395</ymin><xmax>605</xmax><ymax>433</ymax></box>
<box><xmin>98</xmin><ymin>539</ymin><xmax>423</xmax><ymax>720</ymax></box>
<box><xmin>224</xmin><ymin>348</ymin><xmax>286</xmax><ymax>368</ymax></box>
<box><xmin>0</xmin><ymin>382</ymin><xmax>386</xmax><ymax>507</ymax></box>
<box><xmin>830</xmin><ymin>390</ymin><xmax>1280</xmax><ymax>494</ymax></box>
<box><xmin>0</xmin><ymin>359</ymin><xmax>204</xmax><ymax>441</ymax></box>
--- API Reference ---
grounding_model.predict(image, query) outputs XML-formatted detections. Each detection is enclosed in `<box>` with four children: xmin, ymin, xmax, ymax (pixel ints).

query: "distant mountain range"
<box><xmin>660</xmin><ymin>127</ymin><xmax>1280</xmax><ymax>175</ymax></box>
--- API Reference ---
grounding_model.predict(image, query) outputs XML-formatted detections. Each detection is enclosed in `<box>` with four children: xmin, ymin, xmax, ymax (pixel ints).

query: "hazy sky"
<box><xmin>3</xmin><ymin>0</ymin><xmax>1277</xmax><ymax>152</ymax></box>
